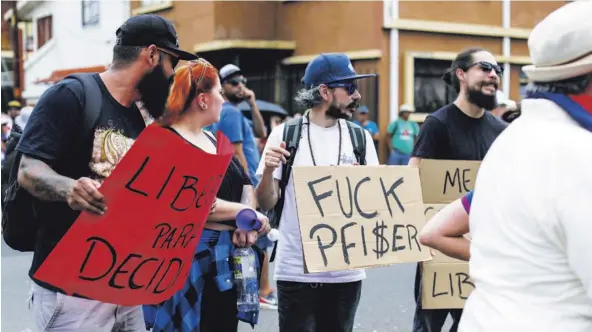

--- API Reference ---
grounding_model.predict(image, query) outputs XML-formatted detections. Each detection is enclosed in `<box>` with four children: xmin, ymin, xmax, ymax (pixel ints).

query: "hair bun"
<box><xmin>442</xmin><ymin>70</ymin><xmax>453</xmax><ymax>85</ymax></box>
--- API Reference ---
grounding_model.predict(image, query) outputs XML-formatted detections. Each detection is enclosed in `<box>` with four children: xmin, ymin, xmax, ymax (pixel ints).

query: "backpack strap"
<box><xmin>269</xmin><ymin>116</ymin><xmax>303</xmax><ymax>262</ymax></box>
<box><xmin>63</xmin><ymin>73</ymin><xmax>102</xmax><ymax>147</ymax></box>
<box><xmin>345</xmin><ymin>120</ymin><xmax>367</xmax><ymax>165</ymax></box>
<box><xmin>203</xmin><ymin>129</ymin><xmax>217</xmax><ymax>144</ymax></box>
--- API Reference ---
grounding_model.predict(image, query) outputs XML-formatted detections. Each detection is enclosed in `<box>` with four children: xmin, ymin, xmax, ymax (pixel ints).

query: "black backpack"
<box><xmin>1</xmin><ymin>73</ymin><xmax>103</xmax><ymax>252</ymax></box>
<box><xmin>268</xmin><ymin>116</ymin><xmax>367</xmax><ymax>262</ymax></box>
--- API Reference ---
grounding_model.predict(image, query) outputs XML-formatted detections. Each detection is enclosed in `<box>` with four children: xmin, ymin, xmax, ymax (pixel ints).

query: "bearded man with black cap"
<box><xmin>15</xmin><ymin>14</ymin><xmax>196</xmax><ymax>331</ymax></box>
<box><xmin>408</xmin><ymin>47</ymin><xmax>507</xmax><ymax>332</ymax></box>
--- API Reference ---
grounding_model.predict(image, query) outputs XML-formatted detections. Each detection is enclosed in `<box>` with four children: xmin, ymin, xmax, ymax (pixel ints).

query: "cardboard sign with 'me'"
<box><xmin>34</xmin><ymin>124</ymin><xmax>234</xmax><ymax>306</ymax></box>
<box><xmin>419</xmin><ymin>159</ymin><xmax>480</xmax><ymax>310</ymax></box>
<box><xmin>292</xmin><ymin>165</ymin><xmax>432</xmax><ymax>273</ymax></box>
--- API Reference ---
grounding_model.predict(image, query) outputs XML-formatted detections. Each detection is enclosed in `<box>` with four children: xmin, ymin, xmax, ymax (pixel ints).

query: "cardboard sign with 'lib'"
<box><xmin>34</xmin><ymin>124</ymin><xmax>234</xmax><ymax>306</ymax></box>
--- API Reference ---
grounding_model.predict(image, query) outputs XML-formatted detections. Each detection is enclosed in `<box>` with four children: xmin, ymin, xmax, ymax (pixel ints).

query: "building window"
<box><xmin>36</xmin><ymin>15</ymin><xmax>53</xmax><ymax>49</ymax></box>
<box><xmin>355</xmin><ymin>69</ymin><xmax>379</xmax><ymax>124</ymax></box>
<box><xmin>413</xmin><ymin>58</ymin><xmax>457</xmax><ymax>114</ymax></box>
<box><xmin>82</xmin><ymin>0</ymin><xmax>100</xmax><ymax>27</ymax></box>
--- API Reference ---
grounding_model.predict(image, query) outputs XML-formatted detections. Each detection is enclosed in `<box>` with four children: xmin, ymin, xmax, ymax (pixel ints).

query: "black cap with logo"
<box><xmin>115</xmin><ymin>14</ymin><xmax>197</xmax><ymax>61</ymax></box>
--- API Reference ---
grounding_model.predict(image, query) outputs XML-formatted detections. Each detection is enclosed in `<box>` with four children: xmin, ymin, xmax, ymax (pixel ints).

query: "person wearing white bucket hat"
<box><xmin>457</xmin><ymin>1</ymin><xmax>592</xmax><ymax>331</ymax></box>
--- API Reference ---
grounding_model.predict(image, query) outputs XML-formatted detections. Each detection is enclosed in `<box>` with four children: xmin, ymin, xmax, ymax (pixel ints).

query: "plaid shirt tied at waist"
<box><xmin>143</xmin><ymin>229</ymin><xmax>261</xmax><ymax>331</ymax></box>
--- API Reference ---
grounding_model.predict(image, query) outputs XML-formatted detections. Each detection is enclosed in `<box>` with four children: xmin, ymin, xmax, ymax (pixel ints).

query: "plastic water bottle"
<box><xmin>232</xmin><ymin>247</ymin><xmax>260</xmax><ymax>312</ymax></box>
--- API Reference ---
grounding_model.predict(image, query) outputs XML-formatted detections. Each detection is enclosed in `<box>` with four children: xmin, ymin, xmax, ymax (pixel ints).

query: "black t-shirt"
<box><xmin>412</xmin><ymin>103</ymin><xmax>507</xmax><ymax>160</ymax></box>
<box><xmin>166</xmin><ymin>127</ymin><xmax>252</xmax><ymax>227</ymax></box>
<box><xmin>411</xmin><ymin>103</ymin><xmax>506</xmax><ymax>302</ymax></box>
<box><xmin>16</xmin><ymin>74</ymin><xmax>146</xmax><ymax>292</ymax></box>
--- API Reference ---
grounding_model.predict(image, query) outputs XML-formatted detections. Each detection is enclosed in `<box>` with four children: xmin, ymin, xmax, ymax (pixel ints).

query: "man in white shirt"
<box><xmin>460</xmin><ymin>2</ymin><xmax>592</xmax><ymax>331</ymax></box>
<box><xmin>255</xmin><ymin>53</ymin><xmax>379</xmax><ymax>332</ymax></box>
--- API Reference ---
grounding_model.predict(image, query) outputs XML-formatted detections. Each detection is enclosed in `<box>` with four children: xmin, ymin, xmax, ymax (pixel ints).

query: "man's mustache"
<box><xmin>348</xmin><ymin>101</ymin><xmax>360</xmax><ymax>109</ymax></box>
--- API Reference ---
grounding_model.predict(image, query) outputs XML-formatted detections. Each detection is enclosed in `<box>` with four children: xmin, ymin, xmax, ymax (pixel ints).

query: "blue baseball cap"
<box><xmin>357</xmin><ymin>105</ymin><xmax>369</xmax><ymax>114</ymax></box>
<box><xmin>302</xmin><ymin>53</ymin><xmax>376</xmax><ymax>88</ymax></box>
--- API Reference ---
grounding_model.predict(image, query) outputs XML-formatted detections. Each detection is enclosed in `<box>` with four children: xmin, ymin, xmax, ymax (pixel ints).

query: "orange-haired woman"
<box><xmin>143</xmin><ymin>59</ymin><xmax>270</xmax><ymax>332</ymax></box>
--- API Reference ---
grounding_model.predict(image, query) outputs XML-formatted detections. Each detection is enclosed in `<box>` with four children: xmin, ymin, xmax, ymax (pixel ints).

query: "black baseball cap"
<box><xmin>115</xmin><ymin>14</ymin><xmax>197</xmax><ymax>61</ymax></box>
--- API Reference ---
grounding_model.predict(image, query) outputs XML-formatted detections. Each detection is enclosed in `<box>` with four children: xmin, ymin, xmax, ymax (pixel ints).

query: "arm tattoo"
<box><xmin>18</xmin><ymin>156</ymin><xmax>73</xmax><ymax>202</ymax></box>
<box><xmin>240</xmin><ymin>185</ymin><xmax>256</xmax><ymax>209</ymax></box>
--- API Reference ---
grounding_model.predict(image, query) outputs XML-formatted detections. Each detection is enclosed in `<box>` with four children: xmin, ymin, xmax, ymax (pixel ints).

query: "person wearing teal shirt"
<box><xmin>386</xmin><ymin>104</ymin><xmax>420</xmax><ymax>165</ymax></box>
<box><xmin>353</xmin><ymin>105</ymin><xmax>379</xmax><ymax>150</ymax></box>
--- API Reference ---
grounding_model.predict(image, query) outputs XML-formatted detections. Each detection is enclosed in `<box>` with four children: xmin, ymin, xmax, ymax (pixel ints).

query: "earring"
<box><xmin>201</xmin><ymin>104</ymin><xmax>207</xmax><ymax>109</ymax></box>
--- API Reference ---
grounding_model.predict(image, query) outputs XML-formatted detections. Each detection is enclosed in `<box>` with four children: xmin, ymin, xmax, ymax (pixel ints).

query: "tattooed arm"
<box><xmin>17</xmin><ymin>155</ymin><xmax>74</xmax><ymax>202</ymax></box>
<box><xmin>17</xmin><ymin>155</ymin><xmax>107</xmax><ymax>214</ymax></box>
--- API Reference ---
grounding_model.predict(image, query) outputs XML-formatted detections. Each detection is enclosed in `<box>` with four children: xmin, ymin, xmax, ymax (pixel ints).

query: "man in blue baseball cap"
<box><xmin>255</xmin><ymin>53</ymin><xmax>379</xmax><ymax>332</ymax></box>
<box><xmin>299</xmin><ymin>53</ymin><xmax>376</xmax><ymax>120</ymax></box>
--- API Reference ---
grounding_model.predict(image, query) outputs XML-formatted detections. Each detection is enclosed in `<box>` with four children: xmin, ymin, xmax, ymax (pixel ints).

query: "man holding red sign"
<box><xmin>13</xmin><ymin>15</ymin><xmax>198</xmax><ymax>331</ymax></box>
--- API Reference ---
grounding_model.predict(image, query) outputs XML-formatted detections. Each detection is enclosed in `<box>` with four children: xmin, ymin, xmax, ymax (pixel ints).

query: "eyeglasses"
<box><xmin>227</xmin><ymin>77</ymin><xmax>247</xmax><ymax>87</ymax></box>
<box><xmin>156</xmin><ymin>47</ymin><xmax>180</xmax><ymax>68</ymax></box>
<box><xmin>467</xmin><ymin>61</ymin><xmax>503</xmax><ymax>76</ymax></box>
<box><xmin>326</xmin><ymin>82</ymin><xmax>358</xmax><ymax>95</ymax></box>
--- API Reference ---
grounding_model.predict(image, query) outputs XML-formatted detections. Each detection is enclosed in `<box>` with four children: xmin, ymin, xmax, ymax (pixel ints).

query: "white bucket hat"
<box><xmin>399</xmin><ymin>104</ymin><xmax>415</xmax><ymax>113</ymax></box>
<box><xmin>522</xmin><ymin>0</ymin><xmax>592</xmax><ymax>83</ymax></box>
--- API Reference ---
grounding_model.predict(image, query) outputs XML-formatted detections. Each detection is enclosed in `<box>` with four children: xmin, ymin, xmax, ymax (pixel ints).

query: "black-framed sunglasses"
<box><xmin>156</xmin><ymin>47</ymin><xmax>180</xmax><ymax>68</ymax></box>
<box><xmin>227</xmin><ymin>77</ymin><xmax>247</xmax><ymax>87</ymax></box>
<box><xmin>326</xmin><ymin>82</ymin><xmax>358</xmax><ymax>95</ymax></box>
<box><xmin>467</xmin><ymin>61</ymin><xmax>503</xmax><ymax>76</ymax></box>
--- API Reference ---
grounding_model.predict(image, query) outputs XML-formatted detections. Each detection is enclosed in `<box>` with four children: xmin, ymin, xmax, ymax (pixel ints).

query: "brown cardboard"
<box><xmin>292</xmin><ymin>165</ymin><xmax>432</xmax><ymax>273</ymax></box>
<box><xmin>419</xmin><ymin>159</ymin><xmax>481</xmax><ymax>204</ymax></box>
<box><xmin>421</xmin><ymin>262</ymin><xmax>475</xmax><ymax>309</ymax></box>
<box><xmin>419</xmin><ymin>160</ymin><xmax>480</xmax><ymax>309</ymax></box>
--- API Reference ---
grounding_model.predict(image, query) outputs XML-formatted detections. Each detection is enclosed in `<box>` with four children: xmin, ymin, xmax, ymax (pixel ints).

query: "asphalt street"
<box><xmin>1</xmin><ymin>240</ymin><xmax>451</xmax><ymax>332</ymax></box>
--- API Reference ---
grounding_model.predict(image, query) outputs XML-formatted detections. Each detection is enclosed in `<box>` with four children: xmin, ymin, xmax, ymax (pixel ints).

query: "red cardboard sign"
<box><xmin>34</xmin><ymin>124</ymin><xmax>234</xmax><ymax>306</ymax></box>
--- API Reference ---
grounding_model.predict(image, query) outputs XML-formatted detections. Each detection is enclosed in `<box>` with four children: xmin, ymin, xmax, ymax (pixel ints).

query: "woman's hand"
<box><xmin>255</xmin><ymin>210</ymin><xmax>271</xmax><ymax>235</ymax></box>
<box><xmin>209</xmin><ymin>198</ymin><xmax>217</xmax><ymax>215</ymax></box>
<box><xmin>233</xmin><ymin>229</ymin><xmax>258</xmax><ymax>248</ymax></box>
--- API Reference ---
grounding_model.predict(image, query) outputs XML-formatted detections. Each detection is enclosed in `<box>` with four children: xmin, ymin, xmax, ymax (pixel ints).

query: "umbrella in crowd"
<box><xmin>238</xmin><ymin>99</ymin><xmax>288</xmax><ymax>119</ymax></box>
<box><xmin>239</xmin><ymin>99</ymin><xmax>289</xmax><ymax>135</ymax></box>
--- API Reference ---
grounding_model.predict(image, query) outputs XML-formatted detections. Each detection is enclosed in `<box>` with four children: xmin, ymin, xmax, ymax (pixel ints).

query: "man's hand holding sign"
<box><xmin>66</xmin><ymin>177</ymin><xmax>107</xmax><ymax>215</ymax></box>
<box><xmin>34</xmin><ymin>124</ymin><xmax>234</xmax><ymax>306</ymax></box>
<box><xmin>292</xmin><ymin>165</ymin><xmax>432</xmax><ymax>273</ymax></box>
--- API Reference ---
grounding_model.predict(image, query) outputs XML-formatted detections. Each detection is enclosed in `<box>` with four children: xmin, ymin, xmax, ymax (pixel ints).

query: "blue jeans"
<box><xmin>388</xmin><ymin>150</ymin><xmax>411</xmax><ymax>165</ymax></box>
<box><xmin>413</xmin><ymin>264</ymin><xmax>462</xmax><ymax>332</ymax></box>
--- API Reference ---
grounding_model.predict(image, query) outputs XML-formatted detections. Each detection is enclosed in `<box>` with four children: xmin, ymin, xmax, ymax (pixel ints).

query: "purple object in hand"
<box><xmin>236</xmin><ymin>208</ymin><xmax>261</xmax><ymax>231</ymax></box>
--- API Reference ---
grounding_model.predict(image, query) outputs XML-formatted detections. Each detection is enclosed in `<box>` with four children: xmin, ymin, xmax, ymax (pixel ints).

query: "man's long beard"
<box><xmin>137</xmin><ymin>64</ymin><xmax>172</xmax><ymax>119</ymax></box>
<box><xmin>466</xmin><ymin>85</ymin><xmax>497</xmax><ymax>110</ymax></box>
<box><xmin>325</xmin><ymin>100</ymin><xmax>360</xmax><ymax>120</ymax></box>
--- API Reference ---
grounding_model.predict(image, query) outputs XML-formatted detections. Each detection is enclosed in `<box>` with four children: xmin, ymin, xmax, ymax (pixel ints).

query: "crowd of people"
<box><xmin>1</xmin><ymin>1</ymin><xmax>591</xmax><ymax>331</ymax></box>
